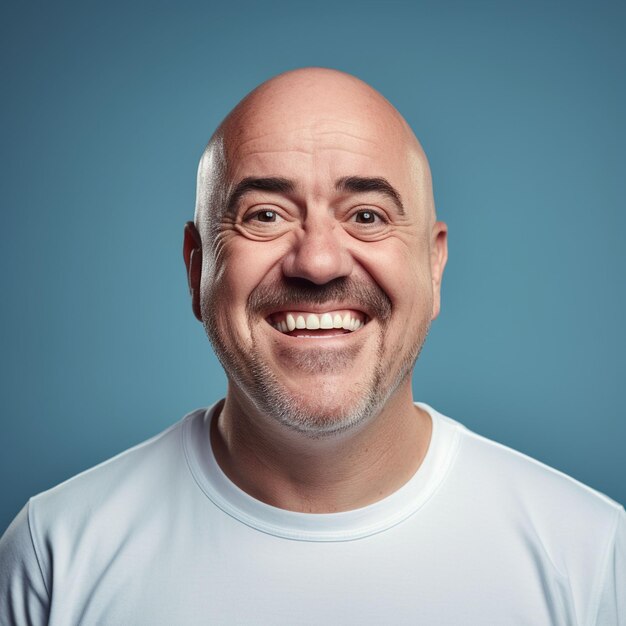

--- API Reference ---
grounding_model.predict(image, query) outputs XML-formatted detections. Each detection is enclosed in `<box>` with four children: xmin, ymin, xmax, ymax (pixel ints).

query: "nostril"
<box><xmin>284</xmin><ymin>277</ymin><xmax>324</xmax><ymax>290</ymax></box>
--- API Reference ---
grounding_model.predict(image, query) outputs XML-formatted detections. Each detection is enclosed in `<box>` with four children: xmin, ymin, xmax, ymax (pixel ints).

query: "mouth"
<box><xmin>266</xmin><ymin>309</ymin><xmax>368</xmax><ymax>337</ymax></box>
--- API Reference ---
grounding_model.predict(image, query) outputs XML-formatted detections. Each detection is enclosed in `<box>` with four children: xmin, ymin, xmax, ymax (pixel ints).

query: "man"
<box><xmin>1</xmin><ymin>68</ymin><xmax>624</xmax><ymax>624</ymax></box>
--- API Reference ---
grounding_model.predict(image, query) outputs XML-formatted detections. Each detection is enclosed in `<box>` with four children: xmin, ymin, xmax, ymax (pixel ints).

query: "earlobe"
<box><xmin>430</xmin><ymin>221</ymin><xmax>448</xmax><ymax>321</ymax></box>
<box><xmin>183</xmin><ymin>221</ymin><xmax>203</xmax><ymax>322</ymax></box>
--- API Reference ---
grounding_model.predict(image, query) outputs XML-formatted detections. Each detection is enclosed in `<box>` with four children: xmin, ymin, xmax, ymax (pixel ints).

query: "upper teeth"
<box><xmin>271</xmin><ymin>311</ymin><xmax>365</xmax><ymax>334</ymax></box>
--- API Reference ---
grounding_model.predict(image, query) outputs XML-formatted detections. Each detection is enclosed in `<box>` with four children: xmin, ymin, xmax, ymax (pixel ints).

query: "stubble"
<box><xmin>203</xmin><ymin>276</ymin><xmax>430</xmax><ymax>438</ymax></box>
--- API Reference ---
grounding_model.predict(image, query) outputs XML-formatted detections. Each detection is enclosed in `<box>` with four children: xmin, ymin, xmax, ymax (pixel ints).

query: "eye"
<box><xmin>249</xmin><ymin>209</ymin><xmax>282</xmax><ymax>223</ymax></box>
<box><xmin>237</xmin><ymin>206</ymin><xmax>291</xmax><ymax>240</ymax></box>
<box><xmin>354</xmin><ymin>210</ymin><xmax>377</xmax><ymax>224</ymax></box>
<box><xmin>343</xmin><ymin>206</ymin><xmax>390</xmax><ymax>240</ymax></box>
<box><xmin>351</xmin><ymin>209</ymin><xmax>386</xmax><ymax>225</ymax></box>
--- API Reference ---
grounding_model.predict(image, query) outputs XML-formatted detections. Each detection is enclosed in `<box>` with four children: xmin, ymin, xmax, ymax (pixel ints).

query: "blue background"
<box><xmin>1</xmin><ymin>0</ymin><xmax>624</xmax><ymax>533</ymax></box>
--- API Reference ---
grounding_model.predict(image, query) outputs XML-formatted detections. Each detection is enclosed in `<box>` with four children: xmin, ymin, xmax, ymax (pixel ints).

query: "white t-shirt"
<box><xmin>1</xmin><ymin>402</ymin><xmax>624</xmax><ymax>625</ymax></box>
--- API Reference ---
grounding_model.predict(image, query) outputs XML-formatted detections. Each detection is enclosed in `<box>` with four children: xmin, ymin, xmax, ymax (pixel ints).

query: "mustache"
<box><xmin>246</xmin><ymin>277</ymin><xmax>392</xmax><ymax>321</ymax></box>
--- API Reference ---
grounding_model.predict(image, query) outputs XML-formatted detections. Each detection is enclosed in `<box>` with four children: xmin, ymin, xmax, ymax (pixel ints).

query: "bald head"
<box><xmin>194</xmin><ymin>68</ymin><xmax>435</xmax><ymax>241</ymax></box>
<box><xmin>184</xmin><ymin>68</ymin><xmax>449</xmax><ymax>434</ymax></box>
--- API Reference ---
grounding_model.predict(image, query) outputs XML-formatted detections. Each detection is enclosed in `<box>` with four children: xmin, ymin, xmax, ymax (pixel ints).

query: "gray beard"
<box><xmin>245</xmin><ymin>334</ymin><xmax>386</xmax><ymax>438</ymax></box>
<box><xmin>203</xmin><ymin>311</ymin><xmax>430</xmax><ymax>440</ymax></box>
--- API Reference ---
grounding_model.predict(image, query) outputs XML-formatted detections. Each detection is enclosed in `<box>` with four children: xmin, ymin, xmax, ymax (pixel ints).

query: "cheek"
<box><xmin>201</xmin><ymin>240</ymin><xmax>282</xmax><ymax>328</ymax></box>
<box><xmin>215</xmin><ymin>235</ymin><xmax>296</xmax><ymax>294</ymax></box>
<box><xmin>359</xmin><ymin>243</ymin><xmax>431</xmax><ymax>307</ymax></box>
<box><xmin>360</xmin><ymin>246</ymin><xmax>434</xmax><ymax>350</ymax></box>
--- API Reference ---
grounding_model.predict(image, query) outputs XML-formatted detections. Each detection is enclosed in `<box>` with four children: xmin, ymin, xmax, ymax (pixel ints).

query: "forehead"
<box><xmin>222</xmin><ymin>106</ymin><xmax>416</xmax><ymax>194</ymax></box>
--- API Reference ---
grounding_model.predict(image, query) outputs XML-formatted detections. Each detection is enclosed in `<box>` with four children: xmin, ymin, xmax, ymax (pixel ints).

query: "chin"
<box><xmin>204</xmin><ymin>302</ymin><xmax>431</xmax><ymax>438</ymax></box>
<box><xmin>244</xmin><ymin>356</ymin><xmax>388</xmax><ymax>439</ymax></box>
<box><xmin>263</xmin><ymin>393</ymin><xmax>380</xmax><ymax>439</ymax></box>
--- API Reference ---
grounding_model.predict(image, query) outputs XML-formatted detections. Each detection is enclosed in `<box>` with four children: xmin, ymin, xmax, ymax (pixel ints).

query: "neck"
<box><xmin>210</xmin><ymin>381</ymin><xmax>432</xmax><ymax>513</ymax></box>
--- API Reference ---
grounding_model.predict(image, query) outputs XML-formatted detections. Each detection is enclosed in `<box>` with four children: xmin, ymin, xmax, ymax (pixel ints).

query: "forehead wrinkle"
<box><xmin>232</xmin><ymin>148</ymin><xmax>318</xmax><ymax>159</ymax></box>
<box><xmin>231</xmin><ymin>117</ymin><xmax>384</xmax><ymax>157</ymax></box>
<box><xmin>231</xmin><ymin>146</ymin><xmax>382</xmax><ymax>160</ymax></box>
<box><xmin>310</xmin><ymin>116</ymin><xmax>405</xmax><ymax>145</ymax></box>
<box><xmin>226</xmin><ymin>133</ymin><xmax>315</xmax><ymax>163</ymax></box>
<box><xmin>229</xmin><ymin>130</ymin><xmax>388</xmax><ymax>166</ymax></box>
<box><xmin>239</xmin><ymin>115</ymin><xmax>365</xmax><ymax>136</ymax></box>
<box><xmin>312</xmin><ymin>130</ymin><xmax>380</xmax><ymax>146</ymax></box>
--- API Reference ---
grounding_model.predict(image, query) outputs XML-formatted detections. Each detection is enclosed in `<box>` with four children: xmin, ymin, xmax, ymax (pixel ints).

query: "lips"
<box><xmin>267</xmin><ymin>309</ymin><xmax>367</xmax><ymax>334</ymax></box>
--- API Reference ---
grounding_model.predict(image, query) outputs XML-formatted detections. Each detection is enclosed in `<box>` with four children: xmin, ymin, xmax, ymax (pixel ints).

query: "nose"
<box><xmin>281</xmin><ymin>219</ymin><xmax>353</xmax><ymax>285</ymax></box>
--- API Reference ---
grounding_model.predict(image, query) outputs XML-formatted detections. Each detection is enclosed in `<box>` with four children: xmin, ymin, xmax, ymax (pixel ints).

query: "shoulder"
<box><xmin>25</xmin><ymin>408</ymin><xmax>208</xmax><ymax>562</ymax></box>
<box><xmin>31</xmin><ymin>411</ymin><xmax>198</xmax><ymax>515</ymax></box>
<box><xmin>0</xmin><ymin>407</ymin><xmax>210</xmax><ymax>622</ymax></box>
<box><xmin>455</xmin><ymin>417</ymin><xmax>622</xmax><ymax>518</ymax></box>
<box><xmin>0</xmin><ymin>502</ymin><xmax>51</xmax><ymax>623</ymax></box>
<box><xmin>437</xmin><ymin>408</ymin><xmax>623</xmax><ymax>576</ymax></box>
<box><xmin>428</xmin><ymin>406</ymin><xmax>625</xmax><ymax>622</ymax></box>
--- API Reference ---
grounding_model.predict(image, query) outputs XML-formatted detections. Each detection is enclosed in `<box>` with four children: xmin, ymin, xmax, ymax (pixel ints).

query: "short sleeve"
<box><xmin>594</xmin><ymin>506</ymin><xmax>626</xmax><ymax>625</ymax></box>
<box><xmin>0</xmin><ymin>501</ymin><xmax>50</xmax><ymax>625</ymax></box>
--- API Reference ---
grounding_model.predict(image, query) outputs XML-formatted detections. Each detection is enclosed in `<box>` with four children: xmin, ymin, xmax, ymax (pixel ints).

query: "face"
<box><xmin>187</xmin><ymin>86</ymin><xmax>447</xmax><ymax>437</ymax></box>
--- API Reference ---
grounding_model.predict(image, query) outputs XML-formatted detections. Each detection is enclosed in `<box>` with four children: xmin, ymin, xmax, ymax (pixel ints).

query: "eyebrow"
<box><xmin>224</xmin><ymin>175</ymin><xmax>405</xmax><ymax>216</ymax></box>
<box><xmin>226</xmin><ymin>177</ymin><xmax>295</xmax><ymax>214</ymax></box>
<box><xmin>335</xmin><ymin>176</ymin><xmax>405</xmax><ymax>215</ymax></box>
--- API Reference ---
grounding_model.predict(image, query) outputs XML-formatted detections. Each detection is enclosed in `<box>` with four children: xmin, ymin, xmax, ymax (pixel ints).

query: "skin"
<box><xmin>183</xmin><ymin>68</ymin><xmax>448</xmax><ymax>513</ymax></box>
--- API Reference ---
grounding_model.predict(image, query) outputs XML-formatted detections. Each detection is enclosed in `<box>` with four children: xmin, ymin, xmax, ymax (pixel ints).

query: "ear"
<box><xmin>183</xmin><ymin>221</ymin><xmax>203</xmax><ymax>322</ymax></box>
<box><xmin>430</xmin><ymin>221</ymin><xmax>448</xmax><ymax>321</ymax></box>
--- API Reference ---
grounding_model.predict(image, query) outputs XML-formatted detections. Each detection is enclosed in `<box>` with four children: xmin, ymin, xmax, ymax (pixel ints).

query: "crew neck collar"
<box><xmin>183</xmin><ymin>401</ymin><xmax>461</xmax><ymax>542</ymax></box>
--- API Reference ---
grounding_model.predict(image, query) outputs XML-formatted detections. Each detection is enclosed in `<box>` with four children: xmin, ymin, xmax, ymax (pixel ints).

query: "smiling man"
<box><xmin>184</xmin><ymin>69</ymin><xmax>446</xmax><ymax>514</ymax></box>
<box><xmin>1</xmin><ymin>68</ymin><xmax>624</xmax><ymax>624</ymax></box>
